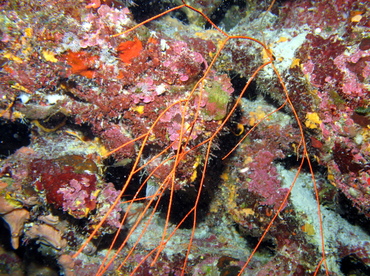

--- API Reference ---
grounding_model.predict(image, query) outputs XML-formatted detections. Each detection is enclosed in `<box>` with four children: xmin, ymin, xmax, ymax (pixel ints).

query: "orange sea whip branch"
<box><xmin>172</xmin><ymin>3</ymin><xmax>274</xmax><ymax>155</ymax></box>
<box><xmin>111</xmin><ymin>1</ymin><xmax>229</xmax><ymax>39</ymax></box>
<box><xmin>98</xmin><ymin>140</ymin><xmax>180</xmax><ymax>275</ymax></box>
<box><xmin>81</xmin><ymin>1</ymin><xmax>329</xmax><ymax>275</ymax></box>
<box><xmin>108</xmin><ymin>9</ymin><xmax>231</xmax><ymax>272</ymax></box>
<box><xmin>114</xmin><ymin>157</ymin><xmax>186</xmax><ymax>275</ymax></box>
<box><xmin>211</xmin><ymin>9</ymin><xmax>327</xmax><ymax>273</ymax></box>
<box><xmin>179</xmin><ymin>60</ymin><xmax>273</xmax><ymax>276</ymax></box>
<box><xmin>96</xmin><ymin>125</ymin><xmax>191</xmax><ymax>274</ymax></box>
<box><xmin>97</xmin><ymin>3</ymin><xmax>232</xmax><ymax>268</ymax></box>
<box><xmin>275</xmin><ymin>47</ymin><xmax>327</xmax><ymax>276</ymax></box>
<box><xmin>96</xmin><ymin>142</ymin><xmax>178</xmax><ymax>275</ymax></box>
<box><xmin>270</xmin><ymin>62</ymin><xmax>329</xmax><ymax>275</ymax></box>
<box><xmin>111</xmin><ymin>128</ymin><xmax>208</xmax><ymax>275</ymax></box>
<box><xmin>97</xmin><ymin>173</ymin><xmax>173</xmax><ymax>276</ymax></box>
<box><xmin>235</xmin><ymin>52</ymin><xmax>329</xmax><ymax>276</ymax></box>
<box><xmin>111</xmin><ymin>4</ymin><xmax>187</xmax><ymax>38</ymax></box>
<box><xmin>136</xmin><ymin>4</ymin><xmax>274</xmax><ymax>270</ymax></box>
<box><xmin>73</xmin><ymin>99</ymin><xmax>187</xmax><ymax>260</ymax></box>
<box><xmin>150</xmin><ymin>104</ymin><xmax>189</xmax><ymax>264</ymax></box>
<box><xmin>115</xmin><ymin>30</ymin><xmax>234</xmax><ymax>270</ymax></box>
<box><xmin>174</xmin><ymin>8</ymin><xmax>328</xmax><ymax>274</ymax></box>
<box><xmin>94</xmin><ymin>92</ymin><xmax>212</xmax><ymax>275</ymax></box>
<box><xmin>110</xmin><ymin>5</ymin><xmax>240</xmax><ymax>267</ymax></box>
<box><xmin>147</xmin><ymin>21</ymin><xmax>274</xmax><ymax>275</ymax></box>
<box><xmin>156</xmin><ymin>40</ymin><xmax>274</xmax><ymax>276</ymax></box>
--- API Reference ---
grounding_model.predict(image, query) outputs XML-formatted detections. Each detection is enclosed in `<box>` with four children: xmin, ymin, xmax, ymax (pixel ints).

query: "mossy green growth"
<box><xmin>203</xmin><ymin>81</ymin><xmax>230</xmax><ymax>121</ymax></box>
<box><xmin>328</xmin><ymin>90</ymin><xmax>345</xmax><ymax>107</ymax></box>
<box><xmin>355</xmin><ymin>106</ymin><xmax>370</xmax><ymax>115</ymax></box>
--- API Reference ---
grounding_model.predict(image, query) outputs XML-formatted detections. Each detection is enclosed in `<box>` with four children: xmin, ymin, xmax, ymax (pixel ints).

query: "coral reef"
<box><xmin>0</xmin><ymin>0</ymin><xmax>369</xmax><ymax>275</ymax></box>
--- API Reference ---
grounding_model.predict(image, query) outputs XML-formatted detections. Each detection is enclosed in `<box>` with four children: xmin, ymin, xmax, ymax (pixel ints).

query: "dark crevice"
<box><xmin>0</xmin><ymin>119</ymin><xmax>31</xmax><ymax>158</ymax></box>
<box><xmin>229</xmin><ymin>71</ymin><xmax>258</xmax><ymax>101</ymax></box>
<box><xmin>104</xmin><ymin>157</ymin><xmax>147</xmax><ymax>200</ymax></box>
<box><xmin>205</xmin><ymin>0</ymin><xmax>247</xmax><ymax>31</ymax></box>
<box><xmin>22</xmin><ymin>241</ymin><xmax>60</xmax><ymax>274</ymax></box>
<box><xmin>340</xmin><ymin>254</ymin><xmax>370</xmax><ymax>276</ymax></box>
<box><xmin>94</xmin><ymin>229</ymin><xmax>128</xmax><ymax>251</ymax></box>
<box><xmin>129</xmin><ymin>0</ymin><xmax>188</xmax><ymax>25</ymax></box>
<box><xmin>158</xmin><ymin>105</ymin><xmax>243</xmax><ymax>229</ymax></box>
<box><xmin>0</xmin><ymin>218</ymin><xmax>13</xmax><ymax>251</ymax></box>
<box><xmin>336</xmin><ymin>192</ymin><xmax>370</xmax><ymax>236</ymax></box>
<box><xmin>275</xmin><ymin>154</ymin><xmax>327</xmax><ymax>175</ymax></box>
<box><xmin>65</xmin><ymin>120</ymin><xmax>96</xmax><ymax>141</ymax></box>
<box><xmin>36</xmin><ymin>111</ymin><xmax>67</xmax><ymax>131</ymax></box>
<box><xmin>235</xmin><ymin>224</ymin><xmax>277</xmax><ymax>256</ymax></box>
<box><xmin>262</xmin><ymin>92</ymin><xmax>289</xmax><ymax>114</ymax></box>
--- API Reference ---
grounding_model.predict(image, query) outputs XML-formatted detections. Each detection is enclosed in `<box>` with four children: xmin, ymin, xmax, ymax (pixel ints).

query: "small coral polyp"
<box><xmin>0</xmin><ymin>0</ymin><xmax>369</xmax><ymax>275</ymax></box>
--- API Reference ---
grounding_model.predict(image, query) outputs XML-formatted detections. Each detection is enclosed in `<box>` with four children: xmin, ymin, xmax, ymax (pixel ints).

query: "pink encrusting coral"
<box><xmin>162</xmin><ymin>40</ymin><xmax>207</xmax><ymax>83</ymax></box>
<box><xmin>57</xmin><ymin>177</ymin><xmax>98</xmax><ymax>218</ymax></box>
<box><xmin>246</xmin><ymin>150</ymin><xmax>288</xmax><ymax>210</ymax></box>
<box><xmin>95</xmin><ymin>183</ymin><xmax>123</xmax><ymax>229</ymax></box>
<box><xmin>159</xmin><ymin>104</ymin><xmax>200</xmax><ymax>150</ymax></box>
<box><xmin>333</xmin><ymin>48</ymin><xmax>370</xmax><ymax>98</ymax></box>
<box><xmin>296</xmin><ymin>31</ymin><xmax>370</xmax><ymax>217</ymax></box>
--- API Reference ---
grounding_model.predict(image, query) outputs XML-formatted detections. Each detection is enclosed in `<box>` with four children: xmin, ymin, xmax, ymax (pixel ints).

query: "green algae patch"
<box><xmin>203</xmin><ymin>81</ymin><xmax>232</xmax><ymax>121</ymax></box>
